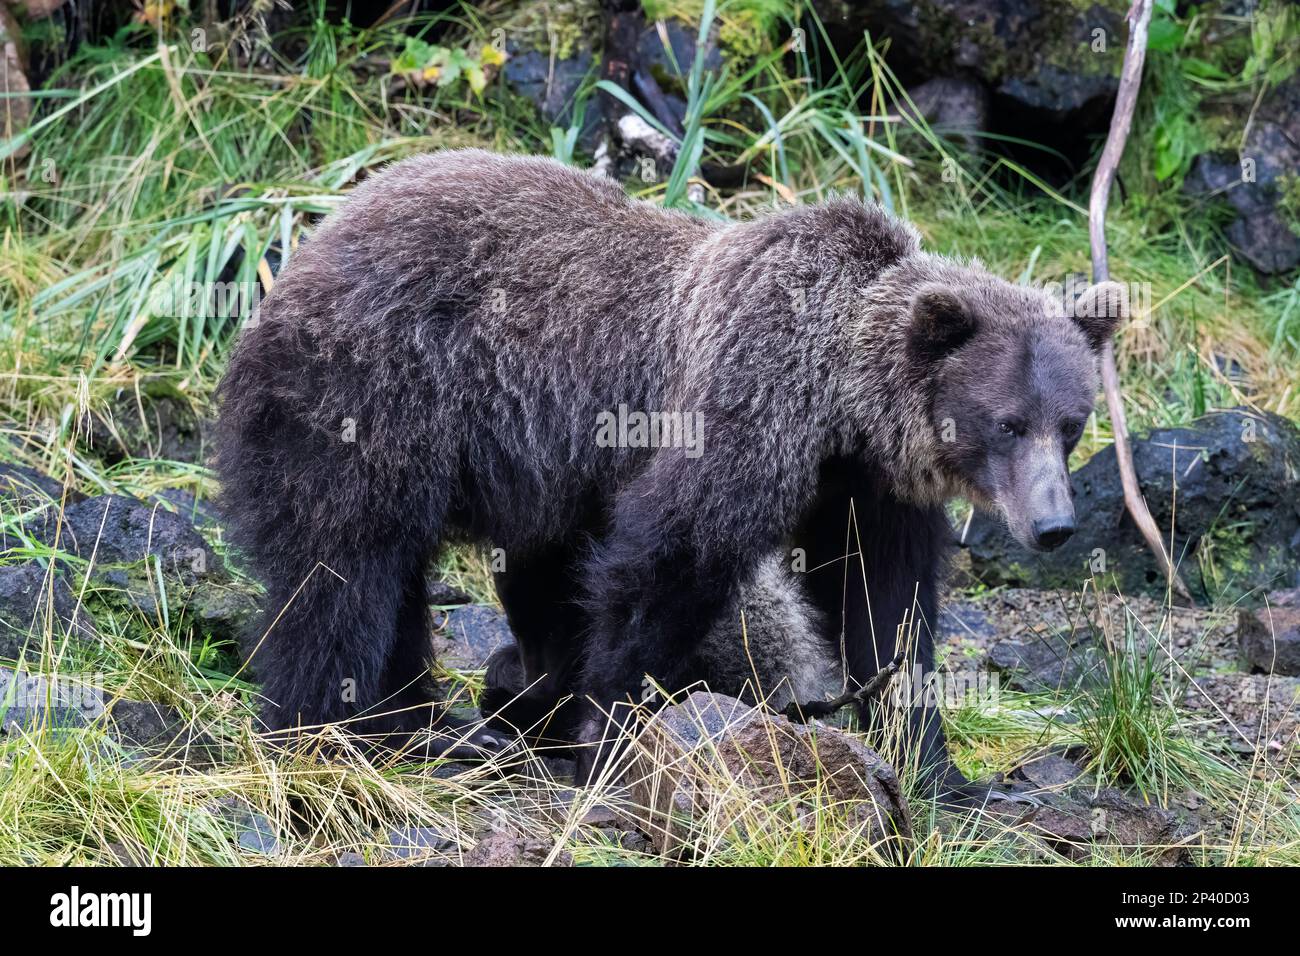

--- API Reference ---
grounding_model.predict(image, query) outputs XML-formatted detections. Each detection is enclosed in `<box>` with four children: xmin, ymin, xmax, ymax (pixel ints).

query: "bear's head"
<box><xmin>910</xmin><ymin>277</ymin><xmax>1127</xmax><ymax>553</ymax></box>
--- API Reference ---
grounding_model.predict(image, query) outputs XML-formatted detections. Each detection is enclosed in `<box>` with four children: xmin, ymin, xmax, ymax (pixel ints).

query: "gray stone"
<box><xmin>987</xmin><ymin>630</ymin><xmax>1103</xmax><ymax>692</ymax></box>
<box><xmin>234</xmin><ymin>810</ymin><xmax>280</xmax><ymax>855</ymax></box>
<box><xmin>629</xmin><ymin>691</ymin><xmax>910</xmax><ymax>857</ymax></box>
<box><xmin>435</xmin><ymin>604</ymin><xmax>514</xmax><ymax>670</ymax></box>
<box><xmin>386</xmin><ymin>825</ymin><xmax>455</xmax><ymax>864</ymax></box>
<box><xmin>0</xmin><ymin>666</ymin><xmax>102</xmax><ymax>733</ymax></box>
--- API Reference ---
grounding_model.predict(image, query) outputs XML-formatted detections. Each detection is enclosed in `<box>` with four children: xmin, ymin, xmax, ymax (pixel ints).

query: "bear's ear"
<box><xmin>1070</xmin><ymin>281</ymin><xmax>1127</xmax><ymax>351</ymax></box>
<box><xmin>909</xmin><ymin>285</ymin><xmax>977</xmax><ymax>360</ymax></box>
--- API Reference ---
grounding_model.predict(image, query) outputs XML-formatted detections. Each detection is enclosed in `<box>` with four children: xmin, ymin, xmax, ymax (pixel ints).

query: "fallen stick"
<box><xmin>783</xmin><ymin>652</ymin><xmax>906</xmax><ymax>722</ymax></box>
<box><xmin>1088</xmin><ymin>0</ymin><xmax>1195</xmax><ymax>605</ymax></box>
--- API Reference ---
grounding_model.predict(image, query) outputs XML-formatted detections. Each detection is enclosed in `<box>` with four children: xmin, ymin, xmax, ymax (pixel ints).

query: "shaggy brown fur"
<box><xmin>215</xmin><ymin>149</ymin><xmax>1121</xmax><ymax>793</ymax></box>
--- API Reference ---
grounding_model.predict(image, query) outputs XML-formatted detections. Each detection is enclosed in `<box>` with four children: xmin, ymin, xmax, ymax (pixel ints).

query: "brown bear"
<box><xmin>214</xmin><ymin>149</ymin><xmax>1124</xmax><ymax>799</ymax></box>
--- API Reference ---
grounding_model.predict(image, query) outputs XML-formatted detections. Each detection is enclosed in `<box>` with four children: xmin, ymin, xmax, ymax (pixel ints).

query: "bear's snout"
<box><xmin>1031</xmin><ymin>515</ymin><xmax>1076</xmax><ymax>551</ymax></box>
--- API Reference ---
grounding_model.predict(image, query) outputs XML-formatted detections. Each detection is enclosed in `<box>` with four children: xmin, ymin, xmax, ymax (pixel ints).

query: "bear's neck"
<box><xmin>833</xmin><ymin>259</ymin><xmax>970</xmax><ymax>509</ymax></box>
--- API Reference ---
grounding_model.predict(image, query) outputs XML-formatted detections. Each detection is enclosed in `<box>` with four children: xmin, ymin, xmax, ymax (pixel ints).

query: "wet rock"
<box><xmin>964</xmin><ymin>409</ymin><xmax>1300</xmax><ymax>602</ymax></box>
<box><xmin>434</xmin><ymin>604</ymin><xmax>514</xmax><ymax>670</ymax></box>
<box><xmin>0</xmin><ymin>563</ymin><xmax>98</xmax><ymax>661</ymax></box>
<box><xmin>464</xmin><ymin>828</ymin><xmax>570</xmax><ymax>867</ymax></box>
<box><xmin>629</xmin><ymin>691</ymin><xmax>911</xmax><ymax>857</ymax></box>
<box><xmin>1238</xmin><ymin>604</ymin><xmax>1300</xmax><ymax>676</ymax></box>
<box><xmin>1185</xmin><ymin>76</ymin><xmax>1300</xmax><ymax>275</ymax></box>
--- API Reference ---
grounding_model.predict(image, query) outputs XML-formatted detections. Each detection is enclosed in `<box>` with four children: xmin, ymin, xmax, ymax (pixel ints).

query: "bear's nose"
<box><xmin>1032</xmin><ymin>516</ymin><xmax>1076</xmax><ymax>551</ymax></box>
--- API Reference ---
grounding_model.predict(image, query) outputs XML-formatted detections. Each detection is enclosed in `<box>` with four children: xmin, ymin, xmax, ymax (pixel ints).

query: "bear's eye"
<box><xmin>1061</xmin><ymin>419</ymin><xmax>1085</xmax><ymax>441</ymax></box>
<box><xmin>996</xmin><ymin>420</ymin><xmax>1023</xmax><ymax>438</ymax></box>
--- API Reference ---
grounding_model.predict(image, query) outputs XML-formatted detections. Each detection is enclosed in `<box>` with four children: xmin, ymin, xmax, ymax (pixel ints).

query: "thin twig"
<box><xmin>783</xmin><ymin>652</ymin><xmax>906</xmax><ymax>722</ymax></box>
<box><xmin>1089</xmin><ymin>0</ymin><xmax>1195</xmax><ymax>605</ymax></box>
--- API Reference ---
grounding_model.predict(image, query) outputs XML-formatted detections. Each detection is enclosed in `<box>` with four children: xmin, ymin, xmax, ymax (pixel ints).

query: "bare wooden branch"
<box><xmin>783</xmin><ymin>652</ymin><xmax>906</xmax><ymax>722</ymax></box>
<box><xmin>1089</xmin><ymin>0</ymin><xmax>1195</xmax><ymax>604</ymax></box>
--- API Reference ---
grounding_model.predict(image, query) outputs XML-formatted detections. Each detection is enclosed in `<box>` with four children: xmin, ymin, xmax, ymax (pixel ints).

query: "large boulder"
<box><xmin>964</xmin><ymin>409</ymin><xmax>1300</xmax><ymax>603</ymax></box>
<box><xmin>628</xmin><ymin>691</ymin><xmax>911</xmax><ymax>857</ymax></box>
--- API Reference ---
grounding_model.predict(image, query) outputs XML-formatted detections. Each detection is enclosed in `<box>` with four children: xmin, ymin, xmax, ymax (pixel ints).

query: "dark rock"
<box><xmin>1185</xmin><ymin>76</ymin><xmax>1300</xmax><ymax>275</ymax></box>
<box><xmin>1238</xmin><ymin>605</ymin><xmax>1300</xmax><ymax>676</ymax></box>
<box><xmin>104</xmin><ymin>698</ymin><xmax>220</xmax><ymax>760</ymax></box>
<box><xmin>0</xmin><ymin>460</ymin><xmax>64</xmax><ymax>503</ymax></box>
<box><xmin>936</xmin><ymin>598</ymin><xmax>997</xmax><ymax>643</ymax></box>
<box><xmin>964</xmin><ymin>409</ymin><xmax>1300</xmax><ymax>602</ymax></box>
<box><xmin>335</xmin><ymin>851</ymin><xmax>367</xmax><ymax>867</ymax></box>
<box><xmin>1013</xmin><ymin>753</ymin><xmax>1091</xmax><ymax>790</ymax></box>
<box><xmin>0</xmin><ymin>563</ymin><xmax>98</xmax><ymax>661</ymax></box>
<box><xmin>85</xmin><ymin>392</ymin><xmax>206</xmax><ymax>466</ymax></box>
<box><xmin>1181</xmin><ymin>673</ymin><xmax>1298</xmax><ymax>763</ymax></box>
<box><xmin>629</xmin><ymin>691</ymin><xmax>910</xmax><ymax>857</ymax></box>
<box><xmin>463</xmin><ymin>829</ymin><xmax>570</xmax><ymax>867</ymax></box>
<box><xmin>25</xmin><ymin>493</ymin><xmax>216</xmax><ymax>577</ymax></box>
<box><xmin>987</xmin><ymin>629</ymin><xmax>1102</xmax><ymax>692</ymax></box>
<box><xmin>0</xmin><ymin>460</ymin><xmax>81</xmax><ymax>555</ymax></box>
<box><xmin>234</xmin><ymin>810</ymin><xmax>280</xmax><ymax>855</ymax></box>
<box><xmin>899</xmin><ymin>76</ymin><xmax>990</xmax><ymax>152</ymax></box>
<box><xmin>434</xmin><ymin>604</ymin><xmax>513</xmax><ymax>670</ymax></box>
<box><xmin>154</xmin><ymin>488</ymin><xmax>221</xmax><ymax>528</ymax></box>
<box><xmin>1000</xmin><ymin>755</ymin><xmax>1192</xmax><ymax>863</ymax></box>
<box><xmin>637</xmin><ymin>19</ymin><xmax>722</xmax><ymax>90</ymax></box>
<box><xmin>994</xmin><ymin>786</ymin><xmax>1192</xmax><ymax>864</ymax></box>
<box><xmin>1271</xmin><ymin>588</ymin><xmax>1300</xmax><ymax>608</ymax></box>
<box><xmin>502</xmin><ymin>43</ymin><xmax>605</xmax><ymax>150</ymax></box>
<box><xmin>20</xmin><ymin>494</ymin><xmax>252</xmax><ymax>646</ymax></box>
<box><xmin>426</xmin><ymin>577</ymin><xmax>471</xmax><ymax>607</ymax></box>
